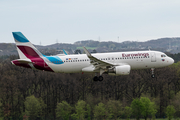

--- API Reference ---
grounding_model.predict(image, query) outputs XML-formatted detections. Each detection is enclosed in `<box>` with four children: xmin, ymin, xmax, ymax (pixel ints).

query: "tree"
<box><xmin>171</xmin><ymin>92</ymin><xmax>180</xmax><ymax>117</ymax></box>
<box><xmin>124</xmin><ymin>106</ymin><xmax>132</xmax><ymax>120</ymax></box>
<box><xmin>166</xmin><ymin>105</ymin><xmax>176</xmax><ymax>120</ymax></box>
<box><xmin>87</xmin><ymin>104</ymin><xmax>91</xmax><ymax>120</ymax></box>
<box><xmin>0</xmin><ymin>56</ymin><xmax>179</xmax><ymax>119</ymax></box>
<box><xmin>56</xmin><ymin>101</ymin><xmax>72</xmax><ymax>120</ymax></box>
<box><xmin>140</xmin><ymin>97</ymin><xmax>157</xmax><ymax>120</ymax></box>
<box><xmin>91</xmin><ymin>49</ymin><xmax>97</xmax><ymax>53</ymax></box>
<box><xmin>94</xmin><ymin>102</ymin><xmax>106</xmax><ymax>120</ymax></box>
<box><xmin>131</xmin><ymin>98</ymin><xmax>143</xmax><ymax>120</ymax></box>
<box><xmin>38</xmin><ymin>97</ymin><xmax>46</xmax><ymax>117</ymax></box>
<box><xmin>0</xmin><ymin>102</ymin><xmax>3</xmax><ymax>119</ymax></box>
<box><xmin>74</xmin><ymin>49</ymin><xmax>82</xmax><ymax>54</ymax></box>
<box><xmin>107</xmin><ymin>100</ymin><xmax>122</xmax><ymax>120</ymax></box>
<box><xmin>71</xmin><ymin>100</ymin><xmax>86</xmax><ymax>120</ymax></box>
<box><xmin>24</xmin><ymin>95</ymin><xmax>42</xmax><ymax>120</ymax></box>
<box><xmin>109</xmin><ymin>44</ymin><xmax>115</xmax><ymax>50</ymax></box>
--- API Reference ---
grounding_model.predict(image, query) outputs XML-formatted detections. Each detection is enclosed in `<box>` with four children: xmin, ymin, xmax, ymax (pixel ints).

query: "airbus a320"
<box><xmin>11</xmin><ymin>32</ymin><xmax>174</xmax><ymax>81</ymax></box>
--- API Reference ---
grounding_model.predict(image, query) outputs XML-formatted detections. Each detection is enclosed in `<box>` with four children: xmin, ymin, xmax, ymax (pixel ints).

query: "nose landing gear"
<box><xmin>151</xmin><ymin>74</ymin><xmax>155</xmax><ymax>78</ymax></box>
<box><xmin>151</xmin><ymin>68</ymin><xmax>155</xmax><ymax>78</ymax></box>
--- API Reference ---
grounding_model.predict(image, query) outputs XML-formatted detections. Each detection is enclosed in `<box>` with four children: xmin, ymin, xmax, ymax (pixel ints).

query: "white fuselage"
<box><xmin>45</xmin><ymin>50</ymin><xmax>174</xmax><ymax>73</ymax></box>
<box><xmin>11</xmin><ymin>32</ymin><xmax>174</xmax><ymax>78</ymax></box>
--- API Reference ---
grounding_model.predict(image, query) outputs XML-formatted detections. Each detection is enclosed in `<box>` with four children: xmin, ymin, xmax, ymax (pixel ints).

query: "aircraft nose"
<box><xmin>169</xmin><ymin>57</ymin><xmax>174</xmax><ymax>65</ymax></box>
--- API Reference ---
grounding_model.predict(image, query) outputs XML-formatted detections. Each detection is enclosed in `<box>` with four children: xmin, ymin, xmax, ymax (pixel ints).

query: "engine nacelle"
<box><xmin>108</xmin><ymin>65</ymin><xmax>131</xmax><ymax>75</ymax></box>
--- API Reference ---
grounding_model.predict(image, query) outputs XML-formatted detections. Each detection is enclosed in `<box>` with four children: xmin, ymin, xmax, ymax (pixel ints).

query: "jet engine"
<box><xmin>108</xmin><ymin>65</ymin><xmax>131</xmax><ymax>75</ymax></box>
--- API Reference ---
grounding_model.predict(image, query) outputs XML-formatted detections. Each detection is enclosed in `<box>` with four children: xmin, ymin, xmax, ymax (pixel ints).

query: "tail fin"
<box><xmin>12</xmin><ymin>32</ymin><xmax>43</xmax><ymax>59</ymax></box>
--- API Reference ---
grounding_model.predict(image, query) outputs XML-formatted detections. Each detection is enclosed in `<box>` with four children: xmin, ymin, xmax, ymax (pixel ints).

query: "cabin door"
<box><xmin>151</xmin><ymin>52</ymin><xmax>156</xmax><ymax>62</ymax></box>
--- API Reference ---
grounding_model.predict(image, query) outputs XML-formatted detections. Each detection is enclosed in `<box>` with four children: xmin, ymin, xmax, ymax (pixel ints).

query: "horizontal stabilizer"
<box><xmin>12</xmin><ymin>59</ymin><xmax>32</xmax><ymax>64</ymax></box>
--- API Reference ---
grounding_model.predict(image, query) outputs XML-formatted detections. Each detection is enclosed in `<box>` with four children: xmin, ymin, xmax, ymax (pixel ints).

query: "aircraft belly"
<box><xmin>130</xmin><ymin>63</ymin><xmax>145</xmax><ymax>69</ymax></box>
<box><xmin>48</xmin><ymin>63</ymin><xmax>88</xmax><ymax>73</ymax></box>
<box><xmin>127</xmin><ymin>59</ymin><xmax>149</xmax><ymax>69</ymax></box>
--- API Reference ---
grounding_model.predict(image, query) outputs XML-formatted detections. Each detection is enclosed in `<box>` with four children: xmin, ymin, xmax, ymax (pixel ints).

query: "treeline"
<box><xmin>0</xmin><ymin>56</ymin><xmax>180</xmax><ymax>119</ymax></box>
<box><xmin>25</xmin><ymin>95</ymin><xmax>177</xmax><ymax>120</ymax></box>
<box><xmin>169</xmin><ymin>53</ymin><xmax>180</xmax><ymax>63</ymax></box>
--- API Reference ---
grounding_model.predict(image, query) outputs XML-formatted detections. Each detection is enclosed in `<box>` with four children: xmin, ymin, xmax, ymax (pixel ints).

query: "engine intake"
<box><xmin>108</xmin><ymin>65</ymin><xmax>131</xmax><ymax>75</ymax></box>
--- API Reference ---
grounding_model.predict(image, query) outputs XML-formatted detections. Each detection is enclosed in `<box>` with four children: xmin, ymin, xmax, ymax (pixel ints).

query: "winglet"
<box><xmin>63</xmin><ymin>49</ymin><xmax>68</xmax><ymax>55</ymax></box>
<box><xmin>83</xmin><ymin>47</ymin><xmax>92</xmax><ymax>57</ymax></box>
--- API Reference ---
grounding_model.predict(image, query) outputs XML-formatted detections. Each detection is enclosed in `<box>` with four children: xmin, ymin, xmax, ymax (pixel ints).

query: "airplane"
<box><xmin>11</xmin><ymin>32</ymin><xmax>174</xmax><ymax>81</ymax></box>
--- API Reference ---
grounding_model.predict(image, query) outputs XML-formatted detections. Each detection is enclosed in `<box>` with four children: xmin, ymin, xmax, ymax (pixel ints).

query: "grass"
<box><xmin>76</xmin><ymin>47</ymin><xmax>97</xmax><ymax>50</ymax></box>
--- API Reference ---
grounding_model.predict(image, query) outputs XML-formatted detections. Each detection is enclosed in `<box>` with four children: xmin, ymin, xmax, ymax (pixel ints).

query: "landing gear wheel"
<box><xmin>151</xmin><ymin>74</ymin><xmax>155</xmax><ymax>78</ymax></box>
<box><xmin>99</xmin><ymin>76</ymin><xmax>103</xmax><ymax>81</ymax></box>
<box><xmin>93</xmin><ymin>76</ymin><xmax>99</xmax><ymax>81</ymax></box>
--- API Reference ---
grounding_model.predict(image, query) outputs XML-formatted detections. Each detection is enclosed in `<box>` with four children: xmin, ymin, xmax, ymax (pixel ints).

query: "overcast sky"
<box><xmin>1</xmin><ymin>0</ymin><xmax>180</xmax><ymax>45</ymax></box>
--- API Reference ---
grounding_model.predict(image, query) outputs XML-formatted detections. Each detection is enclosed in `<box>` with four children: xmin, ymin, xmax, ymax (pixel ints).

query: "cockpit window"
<box><xmin>161</xmin><ymin>54</ymin><xmax>166</xmax><ymax>57</ymax></box>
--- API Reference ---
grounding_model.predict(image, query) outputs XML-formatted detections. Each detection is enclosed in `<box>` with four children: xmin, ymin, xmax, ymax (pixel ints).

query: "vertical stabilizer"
<box><xmin>12</xmin><ymin>32</ymin><xmax>43</xmax><ymax>59</ymax></box>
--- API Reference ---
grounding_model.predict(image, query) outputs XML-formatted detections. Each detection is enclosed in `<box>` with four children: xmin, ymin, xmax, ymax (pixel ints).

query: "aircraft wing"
<box><xmin>83</xmin><ymin>47</ymin><xmax>114</xmax><ymax>70</ymax></box>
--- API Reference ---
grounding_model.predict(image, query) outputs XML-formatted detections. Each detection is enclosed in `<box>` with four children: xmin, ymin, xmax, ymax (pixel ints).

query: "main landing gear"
<box><xmin>93</xmin><ymin>76</ymin><xmax>103</xmax><ymax>81</ymax></box>
<box><xmin>151</xmin><ymin>68</ymin><xmax>155</xmax><ymax>78</ymax></box>
<box><xmin>93</xmin><ymin>70</ymin><xmax>104</xmax><ymax>81</ymax></box>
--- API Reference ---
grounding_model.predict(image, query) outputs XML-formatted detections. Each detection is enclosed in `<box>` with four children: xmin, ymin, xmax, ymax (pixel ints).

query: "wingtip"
<box><xmin>83</xmin><ymin>47</ymin><xmax>91</xmax><ymax>57</ymax></box>
<box><xmin>63</xmin><ymin>49</ymin><xmax>68</xmax><ymax>55</ymax></box>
